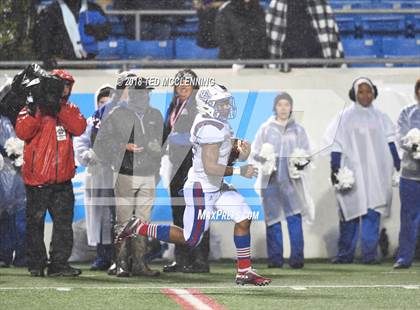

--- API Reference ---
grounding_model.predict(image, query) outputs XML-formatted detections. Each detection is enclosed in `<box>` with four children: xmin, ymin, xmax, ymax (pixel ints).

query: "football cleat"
<box><xmin>235</xmin><ymin>269</ymin><xmax>272</xmax><ymax>286</ymax></box>
<box><xmin>115</xmin><ymin>217</ymin><xmax>142</xmax><ymax>243</ymax></box>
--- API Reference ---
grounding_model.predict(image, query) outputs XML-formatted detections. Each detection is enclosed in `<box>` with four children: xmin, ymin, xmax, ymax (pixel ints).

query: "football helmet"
<box><xmin>195</xmin><ymin>84</ymin><xmax>236</xmax><ymax>121</ymax></box>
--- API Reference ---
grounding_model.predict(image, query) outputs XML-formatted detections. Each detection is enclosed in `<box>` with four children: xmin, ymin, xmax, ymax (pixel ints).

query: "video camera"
<box><xmin>0</xmin><ymin>64</ymin><xmax>64</xmax><ymax>126</ymax></box>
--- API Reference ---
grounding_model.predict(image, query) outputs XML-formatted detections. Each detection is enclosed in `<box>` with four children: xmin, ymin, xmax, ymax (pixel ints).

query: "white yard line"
<box><xmin>0</xmin><ymin>284</ymin><xmax>419</xmax><ymax>290</ymax></box>
<box><xmin>164</xmin><ymin>289</ymin><xmax>214</xmax><ymax>310</ymax></box>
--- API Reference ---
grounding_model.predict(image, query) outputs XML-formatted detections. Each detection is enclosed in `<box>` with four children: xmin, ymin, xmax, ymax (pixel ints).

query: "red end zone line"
<box><xmin>161</xmin><ymin>288</ymin><xmax>226</xmax><ymax>310</ymax></box>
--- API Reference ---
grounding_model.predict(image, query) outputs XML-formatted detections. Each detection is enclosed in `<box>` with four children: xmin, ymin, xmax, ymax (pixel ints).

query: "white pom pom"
<box><xmin>289</xmin><ymin>148</ymin><xmax>310</xmax><ymax>167</ymax></box>
<box><xmin>288</xmin><ymin>148</ymin><xmax>310</xmax><ymax>179</ymax></box>
<box><xmin>258</xmin><ymin>143</ymin><xmax>277</xmax><ymax>175</ymax></box>
<box><xmin>0</xmin><ymin>153</ymin><xmax>4</xmax><ymax>171</ymax></box>
<box><xmin>403</xmin><ymin>128</ymin><xmax>420</xmax><ymax>148</ymax></box>
<box><xmin>403</xmin><ymin>128</ymin><xmax>420</xmax><ymax>160</ymax></box>
<box><xmin>334</xmin><ymin>166</ymin><xmax>355</xmax><ymax>191</ymax></box>
<box><xmin>13</xmin><ymin>156</ymin><xmax>24</xmax><ymax>168</ymax></box>
<box><xmin>4</xmin><ymin>137</ymin><xmax>24</xmax><ymax>157</ymax></box>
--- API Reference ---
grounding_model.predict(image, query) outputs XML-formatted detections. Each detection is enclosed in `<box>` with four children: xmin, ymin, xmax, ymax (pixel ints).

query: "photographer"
<box><xmin>15</xmin><ymin>69</ymin><xmax>87</xmax><ymax>277</ymax></box>
<box><xmin>94</xmin><ymin>77</ymin><xmax>163</xmax><ymax>277</ymax></box>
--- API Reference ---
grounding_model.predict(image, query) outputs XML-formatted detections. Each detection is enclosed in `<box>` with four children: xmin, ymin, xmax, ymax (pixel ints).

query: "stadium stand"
<box><xmin>383</xmin><ymin>36</ymin><xmax>420</xmax><ymax>66</ymax></box>
<box><xmin>33</xmin><ymin>0</ymin><xmax>420</xmax><ymax>64</ymax></box>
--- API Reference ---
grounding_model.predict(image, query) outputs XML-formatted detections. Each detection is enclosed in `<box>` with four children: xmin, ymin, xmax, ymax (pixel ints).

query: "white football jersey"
<box><xmin>187</xmin><ymin>114</ymin><xmax>233</xmax><ymax>192</ymax></box>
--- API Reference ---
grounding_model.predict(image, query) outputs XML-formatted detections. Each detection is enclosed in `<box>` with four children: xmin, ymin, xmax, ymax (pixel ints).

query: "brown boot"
<box><xmin>115</xmin><ymin>239</ymin><xmax>130</xmax><ymax>277</ymax></box>
<box><xmin>130</xmin><ymin>236</ymin><xmax>160</xmax><ymax>277</ymax></box>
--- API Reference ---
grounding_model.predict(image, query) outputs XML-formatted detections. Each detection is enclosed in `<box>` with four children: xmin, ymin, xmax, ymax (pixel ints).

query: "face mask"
<box><xmin>128</xmin><ymin>89</ymin><xmax>150</xmax><ymax>114</ymax></box>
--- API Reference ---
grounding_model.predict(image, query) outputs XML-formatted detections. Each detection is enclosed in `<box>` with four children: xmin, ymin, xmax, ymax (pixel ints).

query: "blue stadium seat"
<box><xmin>259</xmin><ymin>0</ymin><xmax>271</xmax><ymax>9</ymax></box>
<box><xmin>415</xmin><ymin>15</ymin><xmax>420</xmax><ymax>32</ymax></box>
<box><xmin>96</xmin><ymin>39</ymin><xmax>126</xmax><ymax>59</ymax></box>
<box><xmin>383</xmin><ymin>37</ymin><xmax>420</xmax><ymax>66</ymax></box>
<box><xmin>404</xmin><ymin>15</ymin><xmax>420</xmax><ymax>37</ymax></box>
<box><xmin>383</xmin><ymin>37</ymin><xmax>420</xmax><ymax>56</ymax></box>
<box><xmin>341</xmin><ymin>36</ymin><xmax>383</xmax><ymax>66</ymax></box>
<box><xmin>175</xmin><ymin>37</ymin><xmax>219</xmax><ymax>59</ymax></box>
<box><xmin>125</xmin><ymin>40</ymin><xmax>173</xmax><ymax>59</ymax></box>
<box><xmin>399</xmin><ymin>2</ymin><xmax>420</xmax><ymax>9</ymax></box>
<box><xmin>362</xmin><ymin>15</ymin><xmax>405</xmax><ymax>33</ymax></box>
<box><xmin>174</xmin><ymin>17</ymin><xmax>199</xmax><ymax>34</ymax></box>
<box><xmin>341</xmin><ymin>37</ymin><xmax>382</xmax><ymax>57</ymax></box>
<box><xmin>336</xmin><ymin>16</ymin><xmax>358</xmax><ymax>33</ymax></box>
<box><xmin>351</xmin><ymin>2</ymin><xmax>394</xmax><ymax>9</ymax></box>
<box><xmin>108</xmin><ymin>15</ymin><xmax>126</xmax><ymax>37</ymax></box>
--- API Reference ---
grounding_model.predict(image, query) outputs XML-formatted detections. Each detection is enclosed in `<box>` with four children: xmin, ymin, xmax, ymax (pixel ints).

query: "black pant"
<box><xmin>25</xmin><ymin>181</ymin><xmax>75</xmax><ymax>270</ymax></box>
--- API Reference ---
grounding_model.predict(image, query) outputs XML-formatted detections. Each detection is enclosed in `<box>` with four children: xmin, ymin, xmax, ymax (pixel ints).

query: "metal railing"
<box><xmin>0</xmin><ymin>57</ymin><xmax>419</xmax><ymax>71</ymax></box>
<box><xmin>105</xmin><ymin>8</ymin><xmax>420</xmax><ymax>40</ymax></box>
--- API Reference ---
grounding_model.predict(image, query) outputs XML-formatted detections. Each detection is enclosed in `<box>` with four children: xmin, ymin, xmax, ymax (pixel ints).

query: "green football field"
<box><xmin>1</xmin><ymin>261</ymin><xmax>420</xmax><ymax>310</ymax></box>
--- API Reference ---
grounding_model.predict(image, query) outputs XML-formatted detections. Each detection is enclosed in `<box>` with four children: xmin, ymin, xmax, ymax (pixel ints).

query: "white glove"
<box><xmin>334</xmin><ymin>166</ymin><xmax>355</xmax><ymax>191</ymax></box>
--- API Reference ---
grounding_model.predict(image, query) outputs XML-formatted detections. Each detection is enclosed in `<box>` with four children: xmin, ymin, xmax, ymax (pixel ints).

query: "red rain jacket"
<box><xmin>15</xmin><ymin>70</ymin><xmax>86</xmax><ymax>186</ymax></box>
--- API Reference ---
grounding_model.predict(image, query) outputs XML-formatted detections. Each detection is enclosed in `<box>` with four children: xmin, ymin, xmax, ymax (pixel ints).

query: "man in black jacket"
<box><xmin>34</xmin><ymin>0</ymin><xmax>110</xmax><ymax>69</ymax></box>
<box><xmin>215</xmin><ymin>0</ymin><xmax>268</xmax><ymax>60</ymax></box>
<box><xmin>94</xmin><ymin>76</ymin><xmax>163</xmax><ymax>277</ymax></box>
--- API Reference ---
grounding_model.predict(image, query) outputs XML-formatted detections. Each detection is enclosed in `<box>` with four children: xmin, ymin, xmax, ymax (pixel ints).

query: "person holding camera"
<box><xmin>94</xmin><ymin>76</ymin><xmax>163</xmax><ymax>277</ymax></box>
<box><xmin>15</xmin><ymin>69</ymin><xmax>87</xmax><ymax>277</ymax></box>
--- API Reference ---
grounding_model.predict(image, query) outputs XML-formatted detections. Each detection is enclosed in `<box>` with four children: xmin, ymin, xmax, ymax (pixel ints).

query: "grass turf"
<box><xmin>1</xmin><ymin>261</ymin><xmax>419</xmax><ymax>310</ymax></box>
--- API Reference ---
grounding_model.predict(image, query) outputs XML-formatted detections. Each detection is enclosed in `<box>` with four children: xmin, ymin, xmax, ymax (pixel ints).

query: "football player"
<box><xmin>117</xmin><ymin>84</ymin><xmax>271</xmax><ymax>286</ymax></box>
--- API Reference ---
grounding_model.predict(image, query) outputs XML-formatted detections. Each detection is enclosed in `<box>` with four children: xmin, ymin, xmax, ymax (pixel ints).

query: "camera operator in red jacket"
<box><xmin>15</xmin><ymin>69</ymin><xmax>87</xmax><ymax>277</ymax></box>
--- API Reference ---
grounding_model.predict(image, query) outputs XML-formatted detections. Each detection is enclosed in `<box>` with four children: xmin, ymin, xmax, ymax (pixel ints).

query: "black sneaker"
<box><xmin>289</xmin><ymin>262</ymin><xmax>304</xmax><ymax>269</ymax></box>
<box><xmin>331</xmin><ymin>257</ymin><xmax>353</xmax><ymax>264</ymax></box>
<box><xmin>0</xmin><ymin>261</ymin><xmax>10</xmax><ymax>268</ymax></box>
<box><xmin>267</xmin><ymin>262</ymin><xmax>283</xmax><ymax>268</ymax></box>
<box><xmin>182</xmin><ymin>263</ymin><xmax>210</xmax><ymax>273</ymax></box>
<box><xmin>163</xmin><ymin>261</ymin><xmax>182</xmax><ymax>273</ymax></box>
<box><xmin>107</xmin><ymin>263</ymin><xmax>117</xmax><ymax>276</ymax></box>
<box><xmin>393</xmin><ymin>261</ymin><xmax>411</xmax><ymax>269</ymax></box>
<box><xmin>29</xmin><ymin>268</ymin><xmax>45</xmax><ymax>277</ymax></box>
<box><xmin>90</xmin><ymin>259</ymin><xmax>111</xmax><ymax>271</ymax></box>
<box><xmin>47</xmin><ymin>264</ymin><xmax>82</xmax><ymax>277</ymax></box>
<box><xmin>363</xmin><ymin>259</ymin><xmax>381</xmax><ymax>265</ymax></box>
<box><xmin>116</xmin><ymin>266</ymin><xmax>130</xmax><ymax>277</ymax></box>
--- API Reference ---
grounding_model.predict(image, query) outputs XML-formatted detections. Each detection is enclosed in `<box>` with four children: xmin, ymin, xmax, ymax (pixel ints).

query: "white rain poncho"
<box><xmin>73</xmin><ymin>90</ymin><xmax>115</xmax><ymax>246</ymax></box>
<box><xmin>397</xmin><ymin>102</ymin><xmax>420</xmax><ymax>181</ymax></box>
<box><xmin>250</xmin><ymin>116</ymin><xmax>315</xmax><ymax>225</ymax></box>
<box><xmin>324</xmin><ymin>102</ymin><xmax>396</xmax><ymax>221</ymax></box>
<box><xmin>0</xmin><ymin>116</ymin><xmax>26</xmax><ymax>214</ymax></box>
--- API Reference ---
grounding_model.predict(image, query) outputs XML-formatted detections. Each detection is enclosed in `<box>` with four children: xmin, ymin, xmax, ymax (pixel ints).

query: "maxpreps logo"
<box><xmin>197</xmin><ymin>209</ymin><xmax>260</xmax><ymax>221</ymax></box>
